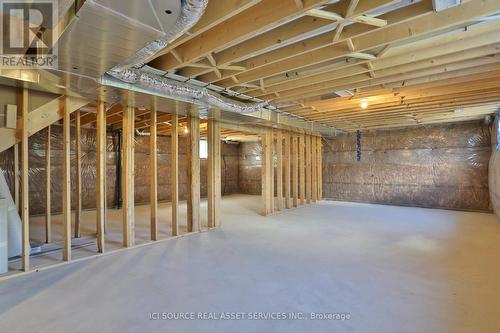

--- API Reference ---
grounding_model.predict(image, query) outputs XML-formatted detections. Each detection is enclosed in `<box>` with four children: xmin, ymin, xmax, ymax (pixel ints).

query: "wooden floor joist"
<box><xmin>96</xmin><ymin>101</ymin><xmax>106</xmax><ymax>253</ymax></box>
<box><xmin>62</xmin><ymin>97</ymin><xmax>72</xmax><ymax>261</ymax></box>
<box><xmin>171</xmin><ymin>112</ymin><xmax>179</xmax><ymax>236</ymax></box>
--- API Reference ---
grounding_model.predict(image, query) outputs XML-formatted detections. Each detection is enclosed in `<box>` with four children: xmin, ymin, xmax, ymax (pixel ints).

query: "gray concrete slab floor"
<box><xmin>1</xmin><ymin>194</ymin><xmax>500</xmax><ymax>333</ymax></box>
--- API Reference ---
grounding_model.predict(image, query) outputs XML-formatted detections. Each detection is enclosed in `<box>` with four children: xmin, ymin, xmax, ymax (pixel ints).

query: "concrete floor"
<box><xmin>1</xmin><ymin>194</ymin><xmax>500</xmax><ymax>332</ymax></box>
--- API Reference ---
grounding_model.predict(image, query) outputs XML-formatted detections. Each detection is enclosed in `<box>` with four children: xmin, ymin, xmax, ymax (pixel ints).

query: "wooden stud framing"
<box><xmin>312</xmin><ymin>135</ymin><xmax>317</xmax><ymax>203</ymax></box>
<box><xmin>62</xmin><ymin>97</ymin><xmax>72</xmax><ymax>261</ymax></box>
<box><xmin>270</xmin><ymin>129</ymin><xmax>274</xmax><ymax>214</ymax></box>
<box><xmin>150</xmin><ymin>107</ymin><xmax>158</xmax><ymax>240</ymax></box>
<box><xmin>276</xmin><ymin>130</ymin><xmax>283</xmax><ymax>211</ymax></box>
<box><xmin>74</xmin><ymin>109</ymin><xmax>82</xmax><ymax>238</ymax></box>
<box><xmin>20</xmin><ymin>88</ymin><xmax>29</xmax><ymax>271</ymax></box>
<box><xmin>292</xmin><ymin>130</ymin><xmax>298</xmax><ymax>208</ymax></box>
<box><xmin>14</xmin><ymin>143</ymin><xmax>19</xmax><ymax>213</ymax></box>
<box><xmin>299</xmin><ymin>131</ymin><xmax>306</xmax><ymax>206</ymax></box>
<box><xmin>122</xmin><ymin>105</ymin><xmax>135</xmax><ymax>247</ymax></box>
<box><xmin>171</xmin><ymin>112</ymin><xmax>179</xmax><ymax>236</ymax></box>
<box><xmin>96</xmin><ymin>100</ymin><xmax>106</xmax><ymax>253</ymax></box>
<box><xmin>261</xmin><ymin>128</ymin><xmax>273</xmax><ymax>215</ymax></box>
<box><xmin>207</xmin><ymin>118</ymin><xmax>221</xmax><ymax>226</ymax></box>
<box><xmin>284</xmin><ymin>130</ymin><xmax>291</xmax><ymax>209</ymax></box>
<box><xmin>317</xmin><ymin>136</ymin><xmax>323</xmax><ymax>200</ymax></box>
<box><xmin>45</xmin><ymin>126</ymin><xmax>51</xmax><ymax>243</ymax></box>
<box><xmin>306</xmin><ymin>133</ymin><xmax>312</xmax><ymax>204</ymax></box>
<box><xmin>187</xmin><ymin>113</ymin><xmax>201</xmax><ymax>232</ymax></box>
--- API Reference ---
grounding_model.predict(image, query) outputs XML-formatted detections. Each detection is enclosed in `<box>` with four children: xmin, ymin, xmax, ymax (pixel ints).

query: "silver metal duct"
<box><xmin>102</xmin><ymin>0</ymin><xmax>293</xmax><ymax>117</ymax></box>
<box><xmin>100</xmin><ymin>69</ymin><xmax>269</xmax><ymax>114</ymax></box>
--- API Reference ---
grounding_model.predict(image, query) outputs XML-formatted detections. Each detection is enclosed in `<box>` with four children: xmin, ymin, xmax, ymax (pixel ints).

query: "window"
<box><xmin>200</xmin><ymin>139</ymin><xmax>208</xmax><ymax>159</ymax></box>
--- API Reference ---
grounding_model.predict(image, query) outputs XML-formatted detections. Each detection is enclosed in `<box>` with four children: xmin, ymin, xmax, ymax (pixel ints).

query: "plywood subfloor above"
<box><xmin>145</xmin><ymin>0</ymin><xmax>500</xmax><ymax>131</ymax></box>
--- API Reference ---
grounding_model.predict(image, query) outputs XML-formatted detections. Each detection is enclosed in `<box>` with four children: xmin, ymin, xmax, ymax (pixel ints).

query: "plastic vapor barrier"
<box><xmin>322</xmin><ymin>120</ymin><xmax>492</xmax><ymax>211</ymax></box>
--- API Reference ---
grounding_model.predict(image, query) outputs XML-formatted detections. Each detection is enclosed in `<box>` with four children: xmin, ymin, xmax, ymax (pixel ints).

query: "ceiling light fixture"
<box><xmin>360</xmin><ymin>98</ymin><xmax>368</xmax><ymax>109</ymax></box>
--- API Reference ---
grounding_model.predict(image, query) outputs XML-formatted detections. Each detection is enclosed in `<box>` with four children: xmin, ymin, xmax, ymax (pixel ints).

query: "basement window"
<box><xmin>200</xmin><ymin>139</ymin><xmax>208</xmax><ymax>159</ymax></box>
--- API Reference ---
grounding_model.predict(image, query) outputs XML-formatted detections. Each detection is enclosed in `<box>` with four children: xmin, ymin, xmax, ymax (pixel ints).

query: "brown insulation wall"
<box><xmin>238</xmin><ymin>141</ymin><xmax>262</xmax><ymax>195</ymax></box>
<box><xmin>0</xmin><ymin>126</ymin><xmax>239</xmax><ymax>215</ymax></box>
<box><xmin>323</xmin><ymin>120</ymin><xmax>492</xmax><ymax>211</ymax></box>
<box><xmin>489</xmin><ymin>114</ymin><xmax>500</xmax><ymax>219</ymax></box>
<box><xmin>238</xmin><ymin>141</ymin><xmax>282</xmax><ymax>196</ymax></box>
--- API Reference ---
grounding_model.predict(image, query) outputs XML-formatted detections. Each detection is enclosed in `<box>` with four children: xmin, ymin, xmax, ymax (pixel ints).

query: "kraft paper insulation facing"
<box><xmin>0</xmin><ymin>126</ymin><xmax>239</xmax><ymax>216</ymax></box>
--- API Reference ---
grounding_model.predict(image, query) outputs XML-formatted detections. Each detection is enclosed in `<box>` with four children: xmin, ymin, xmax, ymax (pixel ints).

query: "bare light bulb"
<box><xmin>360</xmin><ymin>99</ymin><xmax>368</xmax><ymax>109</ymax></box>
<box><xmin>184</xmin><ymin>127</ymin><xmax>189</xmax><ymax>134</ymax></box>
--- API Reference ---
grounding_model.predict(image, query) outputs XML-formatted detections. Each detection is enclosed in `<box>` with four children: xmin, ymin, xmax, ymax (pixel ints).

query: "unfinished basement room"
<box><xmin>1</xmin><ymin>0</ymin><xmax>500</xmax><ymax>332</ymax></box>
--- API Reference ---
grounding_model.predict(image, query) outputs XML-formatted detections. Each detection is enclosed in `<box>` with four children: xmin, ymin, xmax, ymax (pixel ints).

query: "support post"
<box><xmin>150</xmin><ymin>107</ymin><xmax>158</xmax><ymax>240</ymax></box>
<box><xmin>284</xmin><ymin>131</ymin><xmax>291</xmax><ymax>209</ymax></box>
<box><xmin>208</xmin><ymin>118</ymin><xmax>221</xmax><ymax>226</ymax></box>
<box><xmin>305</xmin><ymin>134</ymin><xmax>312</xmax><ymax>204</ymax></box>
<box><xmin>122</xmin><ymin>105</ymin><xmax>135</xmax><ymax>247</ymax></box>
<box><xmin>187</xmin><ymin>112</ymin><xmax>200</xmax><ymax>232</ymax></box>
<box><xmin>74</xmin><ymin>109</ymin><xmax>82</xmax><ymax>238</ymax></box>
<box><xmin>20</xmin><ymin>88</ymin><xmax>29</xmax><ymax>271</ymax></box>
<box><xmin>261</xmin><ymin>128</ymin><xmax>273</xmax><ymax>215</ymax></box>
<box><xmin>318</xmin><ymin>136</ymin><xmax>323</xmax><ymax>200</ymax></box>
<box><xmin>62</xmin><ymin>97</ymin><xmax>72</xmax><ymax>261</ymax></box>
<box><xmin>171</xmin><ymin>112</ymin><xmax>179</xmax><ymax>236</ymax></box>
<box><xmin>292</xmin><ymin>131</ymin><xmax>298</xmax><ymax>208</ymax></box>
<box><xmin>276</xmin><ymin>130</ymin><xmax>283</xmax><ymax>211</ymax></box>
<box><xmin>96</xmin><ymin>101</ymin><xmax>106</xmax><ymax>252</ymax></box>
<box><xmin>299</xmin><ymin>131</ymin><xmax>305</xmax><ymax>206</ymax></box>
<box><xmin>45</xmin><ymin>126</ymin><xmax>51</xmax><ymax>243</ymax></box>
<box><xmin>14</xmin><ymin>144</ymin><xmax>19</xmax><ymax>213</ymax></box>
<box><xmin>312</xmin><ymin>135</ymin><xmax>317</xmax><ymax>203</ymax></box>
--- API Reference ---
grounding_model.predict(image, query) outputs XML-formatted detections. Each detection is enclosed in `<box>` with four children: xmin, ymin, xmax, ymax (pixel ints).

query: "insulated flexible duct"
<box><xmin>102</xmin><ymin>0</ymin><xmax>274</xmax><ymax>115</ymax></box>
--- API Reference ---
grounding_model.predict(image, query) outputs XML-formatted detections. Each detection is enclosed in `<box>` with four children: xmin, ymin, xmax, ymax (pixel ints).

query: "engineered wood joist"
<box><xmin>141</xmin><ymin>0</ymin><xmax>500</xmax><ymax>131</ymax></box>
<box><xmin>150</xmin><ymin>0</ymin><xmax>331</xmax><ymax>71</ymax></box>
